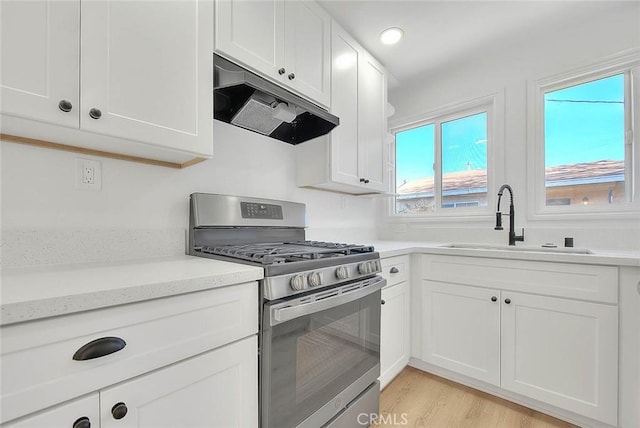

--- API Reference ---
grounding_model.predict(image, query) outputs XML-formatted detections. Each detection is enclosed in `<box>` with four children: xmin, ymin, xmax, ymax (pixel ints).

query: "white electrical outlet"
<box><xmin>75</xmin><ymin>158</ymin><xmax>102</xmax><ymax>190</ymax></box>
<box><xmin>82</xmin><ymin>165</ymin><xmax>95</xmax><ymax>185</ymax></box>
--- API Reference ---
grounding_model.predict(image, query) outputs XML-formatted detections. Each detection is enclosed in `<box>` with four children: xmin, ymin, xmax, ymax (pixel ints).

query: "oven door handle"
<box><xmin>270</xmin><ymin>276</ymin><xmax>385</xmax><ymax>326</ymax></box>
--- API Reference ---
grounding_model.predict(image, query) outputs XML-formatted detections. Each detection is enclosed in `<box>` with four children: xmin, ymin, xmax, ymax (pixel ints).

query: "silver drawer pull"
<box><xmin>390</xmin><ymin>267</ymin><xmax>399</xmax><ymax>274</ymax></box>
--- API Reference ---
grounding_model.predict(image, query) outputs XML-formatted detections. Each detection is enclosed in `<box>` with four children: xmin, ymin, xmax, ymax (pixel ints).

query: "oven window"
<box><xmin>263</xmin><ymin>289</ymin><xmax>381</xmax><ymax>428</ymax></box>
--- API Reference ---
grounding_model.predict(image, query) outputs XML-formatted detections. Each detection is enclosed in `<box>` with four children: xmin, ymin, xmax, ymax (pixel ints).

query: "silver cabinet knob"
<box><xmin>288</xmin><ymin>73</ymin><xmax>295</xmax><ymax>80</ymax></box>
<box><xmin>278</xmin><ymin>68</ymin><xmax>286</xmax><ymax>75</ymax></box>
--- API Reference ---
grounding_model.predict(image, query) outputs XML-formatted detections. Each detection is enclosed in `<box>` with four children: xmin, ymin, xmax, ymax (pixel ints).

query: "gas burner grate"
<box><xmin>198</xmin><ymin>240</ymin><xmax>374</xmax><ymax>265</ymax></box>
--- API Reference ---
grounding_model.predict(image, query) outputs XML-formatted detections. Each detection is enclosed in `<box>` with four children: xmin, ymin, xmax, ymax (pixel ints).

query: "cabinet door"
<box><xmin>3</xmin><ymin>394</ymin><xmax>98</xmax><ymax>428</ymax></box>
<box><xmin>380</xmin><ymin>282</ymin><xmax>410</xmax><ymax>389</ymax></box>
<box><xmin>0</xmin><ymin>0</ymin><xmax>79</xmax><ymax>128</ymax></box>
<box><xmin>80</xmin><ymin>0</ymin><xmax>213</xmax><ymax>155</ymax></box>
<box><xmin>501</xmin><ymin>292</ymin><xmax>618</xmax><ymax>425</ymax></box>
<box><xmin>215</xmin><ymin>0</ymin><xmax>285</xmax><ymax>79</ymax></box>
<box><xmin>283</xmin><ymin>1</ymin><xmax>330</xmax><ymax>107</ymax></box>
<box><xmin>100</xmin><ymin>336</ymin><xmax>258</xmax><ymax>428</ymax></box>
<box><xmin>422</xmin><ymin>281</ymin><xmax>500</xmax><ymax>386</ymax></box>
<box><xmin>329</xmin><ymin>25</ymin><xmax>361</xmax><ymax>187</ymax></box>
<box><xmin>358</xmin><ymin>52</ymin><xmax>387</xmax><ymax>192</ymax></box>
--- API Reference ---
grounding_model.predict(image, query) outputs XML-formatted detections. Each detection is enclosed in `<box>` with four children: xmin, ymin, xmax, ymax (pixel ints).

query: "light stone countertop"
<box><xmin>0</xmin><ymin>256</ymin><xmax>263</xmax><ymax>326</ymax></box>
<box><xmin>2</xmin><ymin>242</ymin><xmax>638</xmax><ymax>326</ymax></box>
<box><xmin>369</xmin><ymin>240</ymin><xmax>640</xmax><ymax>267</ymax></box>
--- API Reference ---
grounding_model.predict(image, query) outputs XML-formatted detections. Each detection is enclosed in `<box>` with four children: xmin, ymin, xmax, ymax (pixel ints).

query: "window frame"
<box><xmin>527</xmin><ymin>49</ymin><xmax>640</xmax><ymax>220</ymax></box>
<box><xmin>388</xmin><ymin>92</ymin><xmax>505</xmax><ymax>220</ymax></box>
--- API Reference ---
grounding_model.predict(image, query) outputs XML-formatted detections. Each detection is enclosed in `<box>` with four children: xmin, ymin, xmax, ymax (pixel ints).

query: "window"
<box><xmin>530</xmin><ymin>52</ymin><xmax>639</xmax><ymax>216</ymax></box>
<box><xmin>393</xmin><ymin>94</ymin><xmax>502</xmax><ymax>217</ymax></box>
<box><xmin>544</xmin><ymin>74</ymin><xmax>625</xmax><ymax>206</ymax></box>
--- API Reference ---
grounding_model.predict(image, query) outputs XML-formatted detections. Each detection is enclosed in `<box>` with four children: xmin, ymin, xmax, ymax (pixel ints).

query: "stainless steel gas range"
<box><xmin>189</xmin><ymin>193</ymin><xmax>383</xmax><ymax>428</ymax></box>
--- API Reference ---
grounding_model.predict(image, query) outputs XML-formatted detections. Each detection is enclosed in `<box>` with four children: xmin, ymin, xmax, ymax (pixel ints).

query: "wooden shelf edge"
<box><xmin>0</xmin><ymin>133</ymin><xmax>207</xmax><ymax>169</ymax></box>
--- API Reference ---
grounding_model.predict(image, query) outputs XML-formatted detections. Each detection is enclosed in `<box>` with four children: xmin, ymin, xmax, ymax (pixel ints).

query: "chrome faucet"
<box><xmin>495</xmin><ymin>184</ymin><xmax>524</xmax><ymax>246</ymax></box>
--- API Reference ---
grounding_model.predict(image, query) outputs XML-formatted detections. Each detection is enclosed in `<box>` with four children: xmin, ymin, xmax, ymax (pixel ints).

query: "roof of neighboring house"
<box><xmin>396</xmin><ymin>160</ymin><xmax>624</xmax><ymax>196</ymax></box>
<box><xmin>397</xmin><ymin>169</ymin><xmax>486</xmax><ymax>196</ymax></box>
<box><xmin>544</xmin><ymin>159</ymin><xmax>624</xmax><ymax>182</ymax></box>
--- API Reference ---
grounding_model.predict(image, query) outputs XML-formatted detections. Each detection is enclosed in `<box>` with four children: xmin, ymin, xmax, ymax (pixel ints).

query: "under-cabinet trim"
<box><xmin>0</xmin><ymin>134</ymin><xmax>207</xmax><ymax>169</ymax></box>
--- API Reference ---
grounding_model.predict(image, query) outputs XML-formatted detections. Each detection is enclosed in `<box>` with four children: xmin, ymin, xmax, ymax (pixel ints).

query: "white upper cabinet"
<box><xmin>296</xmin><ymin>22</ymin><xmax>388</xmax><ymax>195</ymax></box>
<box><xmin>1</xmin><ymin>0</ymin><xmax>213</xmax><ymax>165</ymax></box>
<box><xmin>214</xmin><ymin>0</ymin><xmax>285</xmax><ymax>79</ymax></box>
<box><xmin>329</xmin><ymin>25</ymin><xmax>360</xmax><ymax>186</ymax></box>
<box><xmin>282</xmin><ymin>1</ymin><xmax>331</xmax><ymax>107</ymax></box>
<box><xmin>215</xmin><ymin>0</ymin><xmax>330</xmax><ymax>107</ymax></box>
<box><xmin>80</xmin><ymin>1</ymin><xmax>213</xmax><ymax>156</ymax></box>
<box><xmin>358</xmin><ymin>51</ymin><xmax>387</xmax><ymax>191</ymax></box>
<box><xmin>0</xmin><ymin>0</ymin><xmax>79</xmax><ymax>128</ymax></box>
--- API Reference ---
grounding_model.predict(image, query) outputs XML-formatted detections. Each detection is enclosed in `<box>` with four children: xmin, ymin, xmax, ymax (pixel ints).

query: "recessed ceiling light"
<box><xmin>379</xmin><ymin>27</ymin><xmax>403</xmax><ymax>45</ymax></box>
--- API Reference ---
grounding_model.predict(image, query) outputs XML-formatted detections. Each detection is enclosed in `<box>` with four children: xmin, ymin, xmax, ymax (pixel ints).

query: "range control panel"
<box><xmin>241</xmin><ymin>202</ymin><xmax>283</xmax><ymax>219</ymax></box>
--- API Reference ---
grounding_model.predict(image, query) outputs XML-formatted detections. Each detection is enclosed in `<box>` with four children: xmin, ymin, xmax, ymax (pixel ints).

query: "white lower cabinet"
<box><xmin>379</xmin><ymin>255</ymin><xmax>411</xmax><ymax>388</ymax></box>
<box><xmin>4</xmin><ymin>394</ymin><xmax>99</xmax><ymax>428</ymax></box>
<box><xmin>501</xmin><ymin>292</ymin><xmax>618</xmax><ymax>425</ymax></box>
<box><xmin>380</xmin><ymin>281</ymin><xmax>410</xmax><ymax>389</ymax></box>
<box><xmin>420</xmin><ymin>255</ymin><xmax>619</xmax><ymax>426</ymax></box>
<box><xmin>421</xmin><ymin>281</ymin><xmax>500</xmax><ymax>386</ymax></box>
<box><xmin>5</xmin><ymin>337</ymin><xmax>257</xmax><ymax>428</ymax></box>
<box><xmin>100</xmin><ymin>336</ymin><xmax>257</xmax><ymax>428</ymax></box>
<box><xmin>1</xmin><ymin>282</ymin><xmax>259</xmax><ymax>427</ymax></box>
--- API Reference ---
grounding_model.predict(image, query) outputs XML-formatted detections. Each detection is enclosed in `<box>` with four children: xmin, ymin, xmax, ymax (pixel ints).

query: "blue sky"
<box><xmin>544</xmin><ymin>74</ymin><xmax>624</xmax><ymax>167</ymax></box>
<box><xmin>396</xmin><ymin>74</ymin><xmax>624</xmax><ymax>185</ymax></box>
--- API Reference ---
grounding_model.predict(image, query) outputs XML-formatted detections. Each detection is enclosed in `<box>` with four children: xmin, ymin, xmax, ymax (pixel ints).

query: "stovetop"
<box><xmin>197</xmin><ymin>240</ymin><xmax>375</xmax><ymax>265</ymax></box>
<box><xmin>189</xmin><ymin>194</ymin><xmax>382</xmax><ymax>299</ymax></box>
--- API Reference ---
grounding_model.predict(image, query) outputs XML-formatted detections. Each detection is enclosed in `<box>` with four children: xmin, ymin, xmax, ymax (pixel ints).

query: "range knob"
<box><xmin>335</xmin><ymin>266</ymin><xmax>349</xmax><ymax>280</ymax></box>
<box><xmin>308</xmin><ymin>272</ymin><xmax>322</xmax><ymax>287</ymax></box>
<box><xmin>290</xmin><ymin>274</ymin><xmax>306</xmax><ymax>291</ymax></box>
<box><xmin>358</xmin><ymin>262</ymin><xmax>371</xmax><ymax>275</ymax></box>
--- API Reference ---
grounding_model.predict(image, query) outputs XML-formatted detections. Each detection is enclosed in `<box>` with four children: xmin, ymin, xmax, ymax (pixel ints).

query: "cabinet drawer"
<box><xmin>380</xmin><ymin>255</ymin><xmax>409</xmax><ymax>287</ymax></box>
<box><xmin>422</xmin><ymin>255</ymin><xmax>618</xmax><ymax>303</ymax></box>
<box><xmin>0</xmin><ymin>282</ymin><xmax>258</xmax><ymax>424</ymax></box>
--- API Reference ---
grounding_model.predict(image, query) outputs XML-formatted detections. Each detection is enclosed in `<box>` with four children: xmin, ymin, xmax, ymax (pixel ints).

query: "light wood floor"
<box><xmin>377</xmin><ymin>367</ymin><xmax>578</xmax><ymax>428</ymax></box>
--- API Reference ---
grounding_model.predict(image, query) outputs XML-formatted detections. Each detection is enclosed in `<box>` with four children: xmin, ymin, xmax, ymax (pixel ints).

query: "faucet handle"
<box><xmin>516</xmin><ymin>228</ymin><xmax>525</xmax><ymax>242</ymax></box>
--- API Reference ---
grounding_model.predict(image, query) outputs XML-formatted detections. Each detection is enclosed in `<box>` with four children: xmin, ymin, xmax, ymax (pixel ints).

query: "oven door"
<box><xmin>261</xmin><ymin>275</ymin><xmax>384</xmax><ymax>428</ymax></box>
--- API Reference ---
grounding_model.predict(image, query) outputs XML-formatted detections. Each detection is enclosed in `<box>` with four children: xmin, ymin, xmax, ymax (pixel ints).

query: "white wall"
<box><xmin>382</xmin><ymin>1</ymin><xmax>640</xmax><ymax>251</ymax></box>
<box><xmin>0</xmin><ymin>122</ymin><xmax>378</xmax><ymax>267</ymax></box>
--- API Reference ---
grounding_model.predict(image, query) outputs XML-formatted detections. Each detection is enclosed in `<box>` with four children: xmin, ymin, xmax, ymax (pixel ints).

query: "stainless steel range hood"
<box><xmin>213</xmin><ymin>54</ymin><xmax>339</xmax><ymax>144</ymax></box>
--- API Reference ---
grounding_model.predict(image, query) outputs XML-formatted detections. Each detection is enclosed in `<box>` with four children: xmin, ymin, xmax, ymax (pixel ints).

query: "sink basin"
<box><xmin>439</xmin><ymin>243</ymin><xmax>593</xmax><ymax>255</ymax></box>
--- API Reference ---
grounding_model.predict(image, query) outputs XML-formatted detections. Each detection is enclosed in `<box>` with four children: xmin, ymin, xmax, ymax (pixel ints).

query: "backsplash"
<box><xmin>0</xmin><ymin>229</ymin><xmax>186</xmax><ymax>268</ymax></box>
<box><xmin>1</xmin><ymin>122</ymin><xmax>378</xmax><ymax>267</ymax></box>
<box><xmin>377</xmin><ymin>222</ymin><xmax>640</xmax><ymax>252</ymax></box>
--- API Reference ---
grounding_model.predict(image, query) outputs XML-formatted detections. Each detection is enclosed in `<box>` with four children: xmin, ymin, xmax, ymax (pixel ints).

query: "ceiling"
<box><xmin>317</xmin><ymin>1</ymin><xmax>631</xmax><ymax>88</ymax></box>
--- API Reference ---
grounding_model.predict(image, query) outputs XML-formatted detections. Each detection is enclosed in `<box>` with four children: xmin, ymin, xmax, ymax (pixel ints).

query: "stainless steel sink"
<box><xmin>439</xmin><ymin>243</ymin><xmax>593</xmax><ymax>255</ymax></box>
